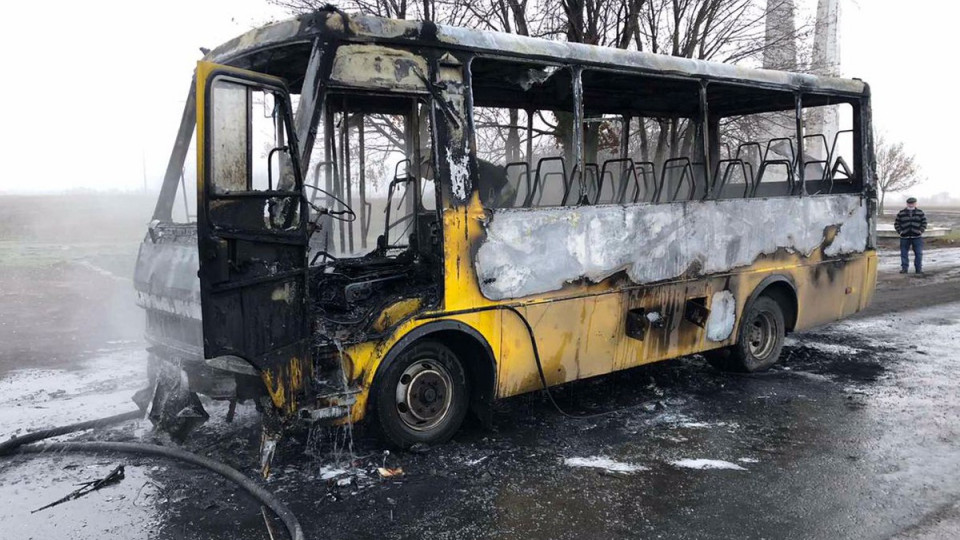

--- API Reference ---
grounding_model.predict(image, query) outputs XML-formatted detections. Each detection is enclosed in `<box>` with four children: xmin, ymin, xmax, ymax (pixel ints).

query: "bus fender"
<box><xmin>370</xmin><ymin>320</ymin><xmax>498</xmax><ymax>424</ymax></box>
<box><xmin>745</xmin><ymin>274</ymin><xmax>799</xmax><ymax>332</ymax></box>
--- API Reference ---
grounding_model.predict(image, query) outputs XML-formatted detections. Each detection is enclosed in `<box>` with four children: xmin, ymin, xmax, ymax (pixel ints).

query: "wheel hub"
<box><xmin>747</xmin><ymin>311</ymin><xmax>777</xmax><ymax>359</ymax></box>
<box><xmin>396</xmin><ymin>361</ymin><xmax>453</xmax><ymax>431</ymax></box>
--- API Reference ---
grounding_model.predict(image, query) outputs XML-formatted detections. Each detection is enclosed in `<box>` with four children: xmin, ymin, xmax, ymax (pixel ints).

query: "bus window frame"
<box><xmin>467</xmin><ymin>61</ymin><xmax>869</xmax><ymax>207</ymax></box>
<box><xmin>797</xmin><ymin>93</ymin><xmax>863</xmax><ymax>197</ymax></box>
<box><xmin>575</xmin><ymin>66</ymin><xmax>708</xmax><ymax>205</ymax></box>
<box><xmin>313</xmin><ymin>89</ymin><xmax>441</xmax><ymax>258</ymax></box>
<box><xmin>466</xmin><ymin>55</ymin><xmax>580</xmax><ymax>210</ymax></box>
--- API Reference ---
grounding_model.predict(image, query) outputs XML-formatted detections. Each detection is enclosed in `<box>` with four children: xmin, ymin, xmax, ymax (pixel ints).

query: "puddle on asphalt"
<box><xmin>779</xmin><ymin>340</ymin><xmax>887</xmax><ymax>383</ymax></box>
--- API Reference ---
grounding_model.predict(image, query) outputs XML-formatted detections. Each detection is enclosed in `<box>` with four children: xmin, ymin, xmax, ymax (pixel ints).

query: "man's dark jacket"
<box><xmin>894</xmin><ymin>207</ymin><xmax>927</xmax><ymax>238</ymax></box>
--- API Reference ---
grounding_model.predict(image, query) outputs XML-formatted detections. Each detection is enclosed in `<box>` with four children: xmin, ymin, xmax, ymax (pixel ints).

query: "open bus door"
<box><xmin>195</xmin><ymin>61</ymin><xmax>312</xmax><ymax>428</ymax></box>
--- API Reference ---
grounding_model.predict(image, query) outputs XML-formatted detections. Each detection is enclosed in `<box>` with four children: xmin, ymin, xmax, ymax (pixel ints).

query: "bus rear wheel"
<box><xmin>706</xmin><ymin>295</ymin><xmax>785</xmax><ymax>373</ymax></box>
<box><xmin>373</xmin><ymin>340</ymin><xmax>469</xmax><ymax>449</ymax></box>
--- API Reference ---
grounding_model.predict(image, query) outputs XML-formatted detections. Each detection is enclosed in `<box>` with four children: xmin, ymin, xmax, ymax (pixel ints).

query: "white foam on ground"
<box><xmin>876</xmin><ymin>246</ymin><xmax>960</xmax><ymax>289</ymax></box>
<box><xmin>678</xmin><ymin>421</ymin><xmax>712</xmax><ymax>428</ymax></box>
<box><xmin>665</xmin><ymin>415</ymin><xmax>737</xmax><ymax>430</ymax></box>
<box><xmin>670</xmin><ymin>459</ymin><xmax>747</xmax><ymax>470</ymax></box>
<box><xmin>0</xmin><ymin>349</ymin><xmax>147</xmax><ymax>438</ymax></box>
<box><xmin>564</xmin><ymin>456</ymin><xmax>648</xmax><ymax>473</ymax></box>
<box><xmin>318</xmin><ymin>465</ymin><xmax>351</xmax><ymax>480</ymax></box>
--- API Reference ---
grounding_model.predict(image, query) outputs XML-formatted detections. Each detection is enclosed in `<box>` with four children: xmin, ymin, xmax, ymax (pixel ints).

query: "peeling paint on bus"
<box><xmin>475</xmin><ymin>194</ymin><xmax>867</xmax><ymax>300</ymax></box>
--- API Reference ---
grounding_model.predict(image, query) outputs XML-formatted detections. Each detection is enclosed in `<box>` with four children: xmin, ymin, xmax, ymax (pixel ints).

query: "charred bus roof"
<box><xmin>202</xmin><ymin>9</ymin><xmax>868</xmax><ymax>99</ymax></box>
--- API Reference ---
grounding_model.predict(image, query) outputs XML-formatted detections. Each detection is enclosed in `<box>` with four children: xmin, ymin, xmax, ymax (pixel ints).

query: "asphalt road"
<box><xmin>1</xmin><ymin>248</ymin><xmax>959</xmax><ymax>540</ymax></box>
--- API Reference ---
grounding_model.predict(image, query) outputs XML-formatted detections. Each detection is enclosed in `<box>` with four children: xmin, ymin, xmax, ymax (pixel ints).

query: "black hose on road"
<box><xmin>1</xmin><ymin>413</ymin><xmax>305</xmax><ymax>540</ymax></box>
<box><xmin>0</xmin><ymin>410</ymin><xmax>142</xmax><ymax>455</ymax></box>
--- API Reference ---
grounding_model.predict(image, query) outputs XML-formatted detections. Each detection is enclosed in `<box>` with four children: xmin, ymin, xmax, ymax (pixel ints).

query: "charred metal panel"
<box><xmin>476</xmin><ymin>194</ymin><xmax>868</xmax><ymax>301</ymax></box>
<box><xmin>135</xmin><ymin>223</ymin><xmax>204</xmax><ymax>356</ymax></box>
<box><xmin>202</xmin><ymin>279</ymin><xmax>305</xmax><ymax>365</ymax></box>
<box><xmin>433</xmin><ymin>52</ymin><xmax>471</xmax><ymax>205</ymax></box>
<box><xmin>195</xmin><ymin>62</ymin><xmax>313</xmax><ymax>423</ymax></box>
<box><xmin>207</xmin><ymin>197</ymin><xmax>301</xmax><ymax>233</ymax></box>
<box><xmin>330</xmin><ymin>44</ymin><xmax>429</xmax><ymax>92</ymax></box>
<box><xmin>259</xmin><ymin>345</ymin><xmax>311</xmax><ymax>414</ymax></box>
<box><xmin>294</xmin><ymin>38</ymin><xmax>334</xmax><ymax>173</ymax></box>
<box><xmin>153</xmin><ymin>83</ymin><xmax>197</xmax><ymax>222</ymax></box>
<box><xmin>202</xmin><ymin>12</ymin><xmax>867</xmax><ymax>98</ymax></box>
<box><xmin>135</xmin><ymin>226</ymin><xmax>200</xmax><ymax>309</ymax></box>
<box><xmin>494</xmin><ymin>245</ymin><xmax>875</xmax><ymax>400</ymax></box>
<box><xmin>625</xmin><ymin>309</ymin><xmax>648</xmax><ymax>340</ymax></box>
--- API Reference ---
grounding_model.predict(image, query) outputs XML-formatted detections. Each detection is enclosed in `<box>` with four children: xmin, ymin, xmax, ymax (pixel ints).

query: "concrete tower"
<box><xmin>763</xmin><ymin>0</ymin><xmax>797</xmax><ymax>70</ymax></box>
<box><xmin>812</xmin><ymin>0</ymin><xmax>841</xmax><ymax>77</ymax></box>
<box><xmin>809</xmin><ymin>0</ymin><xmax>841</xmax><ymax>159</ymax></box>
<box><xmin>760</xmin><ymin>1</ymin><xmax>798</xmax><ymax>151</ymax></box>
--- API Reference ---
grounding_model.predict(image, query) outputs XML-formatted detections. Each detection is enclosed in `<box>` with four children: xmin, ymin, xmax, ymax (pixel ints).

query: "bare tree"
<box><xmin>269</xmin><ymin>0</ymin><xmax>816</xmax><ymax>178</ymax></box>
<box><xmin>268</xmin><ymin>0</ymin><xmax>424</xmax><ymax>20</ymax></box>
<box><xmin>875</xmin><ymin>134</ymin><xmax>923</xmax><ymax>215</ymax></box>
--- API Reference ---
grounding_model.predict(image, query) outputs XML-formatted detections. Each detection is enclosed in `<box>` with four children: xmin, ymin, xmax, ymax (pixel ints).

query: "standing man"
<box><xmin>894</xmin><ymin>197</ymin><xmax>927</xmax><ymax>274</ymax></box>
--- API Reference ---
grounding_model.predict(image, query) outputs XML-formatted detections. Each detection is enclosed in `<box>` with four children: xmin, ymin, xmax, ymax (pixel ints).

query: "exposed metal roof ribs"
<box><xmin>203</xmin><ymin>11</ymin><xmax>866</xmax><ymax>97</ymax></box>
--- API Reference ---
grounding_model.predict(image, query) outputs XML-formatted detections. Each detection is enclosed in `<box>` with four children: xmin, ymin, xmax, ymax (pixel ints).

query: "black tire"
<box><xmin>372</xmin><ymin>340</ymin><xmax>469</xmax><ymax>449</ymax></box>
<box><xmin>706</xmin><ymin>295</ymin><xmax>785</xmax><ymax>373</ymax></box>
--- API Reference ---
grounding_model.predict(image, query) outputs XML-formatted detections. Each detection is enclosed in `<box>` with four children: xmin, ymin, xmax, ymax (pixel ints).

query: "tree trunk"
<box><xmin>584</xmin><ymin>122</ymin><xmax>599</xmax><ymax>165</ymax></box>
<box><xmin>554</xmin><ymin>111</ymin><xmax>575</xmax><ymax>165</ymax></box>
<box><xmin>638</xmin><ymin>118</ymin><xmax>649</xmax><ymax>162</ymax></box>
<box><xmin>507</xmin><ymin>108</ymin><xmax>521</xmax><ymax>163</ymax></box>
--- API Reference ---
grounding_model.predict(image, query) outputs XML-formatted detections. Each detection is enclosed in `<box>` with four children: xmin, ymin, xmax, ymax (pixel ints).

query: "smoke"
<box><xmin>0</xmin><ymin>192</ymin><xmax>155</xmax><ymax>375</ymax></box>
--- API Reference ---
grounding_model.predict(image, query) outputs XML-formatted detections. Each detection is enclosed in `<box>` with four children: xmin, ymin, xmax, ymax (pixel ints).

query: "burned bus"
<box><xmin>134</xmin><ymin>8</ymin><xmax>877</xmax><ymax>462</ymax></box>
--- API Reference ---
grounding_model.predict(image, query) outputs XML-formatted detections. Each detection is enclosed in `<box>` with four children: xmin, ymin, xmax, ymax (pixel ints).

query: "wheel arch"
<box><xmin>746</xmin><ymin>275</ymin><xmax>798</xmax><ymax>332</ymax></box>
<box><xmin>370</xmin><ymin>320</ymin><xmax>497</xmax><ymax>425</ymax></box>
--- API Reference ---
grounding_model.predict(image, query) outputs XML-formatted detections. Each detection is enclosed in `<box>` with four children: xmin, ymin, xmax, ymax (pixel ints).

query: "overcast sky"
<box><xmin>0</xmin><ymin>0</ymin><xmax>953</xmax><ymax>200</ymax></box>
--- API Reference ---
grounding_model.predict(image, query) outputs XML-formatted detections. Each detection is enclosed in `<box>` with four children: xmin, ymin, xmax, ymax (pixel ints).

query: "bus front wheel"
<box><xmin>373</xmin><ymin>340</ymin><xmax>469</xmax><ymax>449</ymax></box>
<box><xmin>706</xmin><ymin>295</ymin><xmax>785</xmax><ymax>373</ymax></box>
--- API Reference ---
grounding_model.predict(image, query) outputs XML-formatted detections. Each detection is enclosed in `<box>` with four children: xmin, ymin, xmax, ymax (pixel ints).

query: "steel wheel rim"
<box><xmin>395</xmin><ymin>359</ymin><xmax>453</xmax><ymax>431</ymax></box>
<box><xmin>747</xmin><ymin>311</ymin><xmax>777</xmax><ymax>359</ymax></box>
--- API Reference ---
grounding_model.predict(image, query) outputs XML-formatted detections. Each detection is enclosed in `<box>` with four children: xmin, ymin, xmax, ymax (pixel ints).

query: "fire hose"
<box><xmin>0</xmin><ymin>411</ymin><xmax>305</xmax><ymax>540</ymax></box>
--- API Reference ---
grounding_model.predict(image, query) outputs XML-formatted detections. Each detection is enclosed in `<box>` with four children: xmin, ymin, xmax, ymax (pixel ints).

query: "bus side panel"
<box><xmin>796</xmin><ymin>255</ymin><xmax>854</xmax><ymax>329</ymax></box>
<box><xmin>507</xmin><ymin>301</ymin><xmax>587</xmax><ymax>388</ymax></box>
<box><xmin>495</xmin><ymin>250</ymin><xmax>877</xmax><ymax>400</ymax></box>
<box><xmin>497</xmin><ymin>280</ymin><xmax>710</xmax><ymax>398</ymax></box>
<box><xmin>794</xmin><ymin>251</ymin><xmax>876</xmax><ymax>330</ymax></box>
<box><xmin>500</xmin><ymin>297</ymin><xmax>626</xmax><ymax>398</ymax></box>
<box><xmin>578</xmin><ymin>294</ymin><xmax>623</xmax><ymax>379</ymax></box>
<box><xmin>616</xmin><ymin>280</ymin><xmax>708</xmax><ymax>371</ymax></box>
<box><xmin>860</xmin><ymin>250</ymin><xmax>878</xmax><ymax>311</ymax></box>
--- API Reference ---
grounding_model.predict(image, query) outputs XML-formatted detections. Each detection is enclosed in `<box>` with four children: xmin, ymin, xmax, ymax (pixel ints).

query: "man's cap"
<box><xmin>906</xmin><ymin>197</ymin><xmax>917</xmax><ymax>204</ymax></box>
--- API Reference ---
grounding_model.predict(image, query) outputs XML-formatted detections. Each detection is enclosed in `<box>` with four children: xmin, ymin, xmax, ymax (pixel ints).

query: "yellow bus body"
<box><xmin>337</xmin><ymin>193</ymin><xmax>876</xmax><ymax>424</ymax></box>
